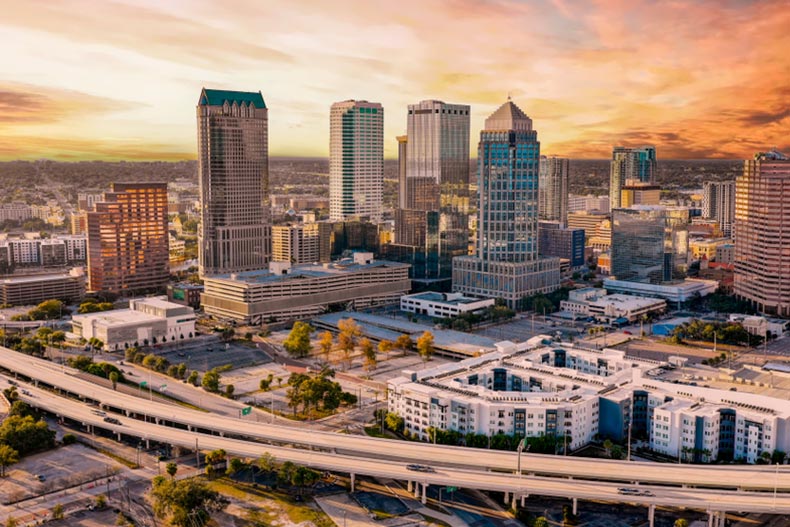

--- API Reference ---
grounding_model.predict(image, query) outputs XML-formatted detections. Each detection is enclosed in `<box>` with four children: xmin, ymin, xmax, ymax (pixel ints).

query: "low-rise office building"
<box><xmin>71</xmin><ymin>296</ymin><xmax>196</xmax><ymax>351</ymax></box>
<box><xmin>400</xmin><ymin>292</ymin><xmax>495</xmax><ymax>318</ymax></box>
<box><xmin>0</xmin><ymin>268</ymin><xmax>86</xmax><ymax>306</ymax></box>
<box><xmin>201</xmin><ymin>253</ymin><xmax>410</xmax><ymax>323</ymax></box>
<box><xmin>560</xmin><ymin>288</ymin><xmax>666</xmax><ymax>323</ymax></box>
<box><xmin>388</xmin><ymin>339</ymin><xmax>790</xmax><ymax>463</ymax></box>
<box><xmin>603</xmin><ymin>278</ymin><xmax>718</xmax><ymax>304</ymax></box>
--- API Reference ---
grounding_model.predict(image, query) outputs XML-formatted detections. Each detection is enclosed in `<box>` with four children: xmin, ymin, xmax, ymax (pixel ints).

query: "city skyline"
<box><xmin>1</xmin><ymin>0</ymin><xmax>789</xmax><ymax>161</ymax></box>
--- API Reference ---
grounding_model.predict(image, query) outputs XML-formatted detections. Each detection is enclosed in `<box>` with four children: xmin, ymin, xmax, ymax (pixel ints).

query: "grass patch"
<box><xmin>95</xmin><ymin>447</ymin><xmax>139</xmax><ymax>469</ymax></box>
<box><xmin>363</xmin><ymin>426</ymin><xmax>387</xmax><ymax>438</ymax></box>
<box><xmin>207</xmin><ymin>478</ymin><xmax>334</xmax><ymax>527</ymax></box>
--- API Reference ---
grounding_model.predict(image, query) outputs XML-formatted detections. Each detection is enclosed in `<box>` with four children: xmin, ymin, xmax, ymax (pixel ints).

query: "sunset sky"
<box><xmin>1</xmin><ymin>0</ymin><xmax>788</xmax><ymax>161</ymax></box>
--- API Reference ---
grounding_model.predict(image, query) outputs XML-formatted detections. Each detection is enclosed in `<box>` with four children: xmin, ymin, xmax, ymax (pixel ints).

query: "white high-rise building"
<box><xmin>702</xmin><ymin>181</ymin><xmax>735</xmax><ymax>237</ymax></box>
<box><xmin>539</xmin><ymin>156</ymin><xmax>569</xmax><ymax>226</ymax></box>
<box><xmin>329</xmin><ymin>100</ymin><xmax>384</xmax><ymax>222</ymax></box>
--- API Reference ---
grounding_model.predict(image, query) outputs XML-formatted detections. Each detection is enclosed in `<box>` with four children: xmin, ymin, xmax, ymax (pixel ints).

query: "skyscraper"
<box><xmin>610</xmin><ymin>206</ymin><xmax>688</xmax><ymax>284</ymax></box>
<box><xmin>197</xmin><ymin>88</ymin><xmax>270</xmax><ymax>277</ymax></box>
<box><xmin>734</xmin><ymin>151</ymin><xmax>790</xmax><ymax>316</ymax></box>
<box><xmin>389</xmin><ymin>100</ymin><xmax>470</xmax><ymax>282</ymax></box>
<box><xmin>397</xmin><ymin>135</ymin><xmax>408</xmax><ymax>210</ymax></box>
<box><xmin>609</xmin><ymin>146</ymin><xmax>657</xmax><ymax>210</ymax></box>
<box><xmin>453</xmin><ymin>100</ymin><xmax>560</xmax><ymax>308</ymax></box>
<box><xmin>87</xmin><ymin>183</ymin><xmax>169</xmax><ymax>294</ymax></box>
<box><xmin>539</xmin><ymin>156</ymin><xmax>569</xmax><ymax>226</ymax></box>
<box><xmin>329</xmin><ymin>100</ymin><xmax>384</xmax><ymax>222</ymax></box>
<box><xmin>702</xmin><ymin>181</ymin><xmax>736</xmax><ymax>238</ymax></box>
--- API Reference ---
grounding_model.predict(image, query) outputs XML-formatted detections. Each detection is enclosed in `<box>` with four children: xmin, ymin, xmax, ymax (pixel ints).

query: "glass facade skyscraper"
<box><xmin>539</xmin><ymin>156</ymin><xmax>569</xmax><ymax>226</ymax></box>
<box><xmin>609</xmin><ymin>146</ymin><xmax>657</xmax><ymax>210</ymax></box>
<box><xmin>197</xmin><ymin>88</ymin><xmax>270</xmax><ymax>277</ymax></box>
<box><xmin>610</xmin><ymin>205</ymin><xmax>688</xmax><ymax>284</ymax></box>
<box><xmin>329</xmin><ymin>100</ymin><xmax>384</xmax><ymax>222</ymax></box>
<box><xmin>389</xmin><ymin>100</ymin><xmax>470</xmax><ymax>283</ymax></box>
<box><xmin>453</xmin><ymin>100</ymin><xmax>560</xmax><ymax>308</ymax></box>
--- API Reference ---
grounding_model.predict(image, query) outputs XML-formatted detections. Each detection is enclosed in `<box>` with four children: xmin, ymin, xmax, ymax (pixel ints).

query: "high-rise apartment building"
<box><xmin>329</xmin><ymin>100</ymin><xmax>384</xmax><ymax>222</ymax></box>
<box><xmin>389</xmin><ymin>100</ymin><xmax>470</xmax><ymax>282</ymax></box>
<box><xmin>453</xmin><ymin>100</ymin><xmax>560</xmax><ymax>308</ymax></box>
<box><xmin>197</xmin><ymin>88</ymin><xmax>270</xmax><ymax>277</ymax></box>
<box><xmin>610</xmin><ymin>206</ymin><xmax>688</xmax><ymax>284</ymax></box>
<box><xmin>397</xmin><ymin>135</ymin><xmax>408</xmax><ymax>210</ymax></box>
<box><xmin>86</xmin><ymin>183</ymin><xmax>169</xmax><ymax>294</ymax></box>
<box><xmin>610</xmin><ymin>146</ymin><xmax>657</xmax><ymax>210</ymax></box>
<box><xmin>271</xmin><ymin>223</ymin><xmax>325</xmax><ymax>264</ymax></box>
<box><xmin>702</xmin><ymin>181</ymin><xmax>736</xmax><ymax>238</ymax></box>
<box><xmin>539</xmin><ymin>156</ymin><xmax>569</xmax><ymax>226</ymax></box>
<box><xmin>734</xmin><ymin>151</ymin><xmax>790</xmax><ymax>316</ymax></box>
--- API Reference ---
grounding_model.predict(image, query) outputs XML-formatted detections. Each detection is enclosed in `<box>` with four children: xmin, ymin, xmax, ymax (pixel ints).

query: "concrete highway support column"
<box><xmin>707</xmin><ymin>511</ymin><xmax>714</xmax><ymax>527</ymax></box>
<box><xmin>145</xmin><ymin>438</ymin><xmax>150</xmax><ymax>449</ymax></box>
<box><xmin>407</xmin><ymin>481</ymin><xmax>413</xmax><ymax>492</ymax></box>
<box><xmin>511</xmin><ymin>494</ymin><xmax>517</xmax><ymax>509</ymax></box>
<box><xmin>350</xmin><ymin>473</ymin><xmax>356</xmax><ymax>492</ymax></box>
<box><xmin>421</xmin><ymin>483</ymin><xmax>427</xmax><ymax>505</ymax></box>
<box><xmin>648</xmin><ymin>504</ymin><xmax>655</xmax><ymax>527</ymax></box>
<box><xmin>573</xmin><ymin>498</ymin><xmax>578</xmax><ymax>516</ymax></box>
<box><xmin>520</xmin><ymin>495</ymin><xmax>526</xmax><ymax>507</ymax></box>
<box><xmin>718</xmin><ymin>512</ymin><xmax>726</xmax><ymax>527</ymax></box>
<box><xmin>503</xmin><ymin>491</ymin><xmax>509</xmax><ymax>504</ymax></box>
<box><xmin>414</xmin><ymin>482</ymin><xmax>420</xmax><ymax>498</ymax></box>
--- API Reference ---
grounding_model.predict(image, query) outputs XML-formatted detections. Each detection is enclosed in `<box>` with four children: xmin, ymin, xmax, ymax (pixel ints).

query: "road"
<box><xmin>10</xmin><ymin>379</ymin><xmax>790</xmax><ymax>516</ymax></box>
<box><xmin>3</xmin><ymin>346</ymin><xmax>790</xmax><ymax>499</ymax></box>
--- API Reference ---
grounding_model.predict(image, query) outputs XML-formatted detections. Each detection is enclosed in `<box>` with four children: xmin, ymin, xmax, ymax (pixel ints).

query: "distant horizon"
<box><xmin>0</xmin><ymin>156</ymin><xmax>748</xmax><ymax>163</ymax></box>
<box><xmin>2</xmin><ymin>1</ymin><xmax>788</xmax><ymax>161</ymax></box>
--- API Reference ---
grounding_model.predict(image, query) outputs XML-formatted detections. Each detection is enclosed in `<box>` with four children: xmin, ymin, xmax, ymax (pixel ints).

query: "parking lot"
<box><xmin>153</xmin><ymin>335</ymin><xmax>273</xmax><ymax>372</ymax></box>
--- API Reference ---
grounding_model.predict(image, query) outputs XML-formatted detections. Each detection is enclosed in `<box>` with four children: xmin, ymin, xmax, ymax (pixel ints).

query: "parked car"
<box><xmin>406</xmin><ymin>464</ymin><xmax>435</xmax><ymax>473</ymax></box>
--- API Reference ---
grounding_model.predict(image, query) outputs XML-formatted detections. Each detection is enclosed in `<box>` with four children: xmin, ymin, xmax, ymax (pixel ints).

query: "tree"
<box><xmin>416</xmin><ymin>331</ymin><xmax>435</xmax><ymax>364</ymax></box>
<box><xmin>151</xmin><ymin>477</ymin><xmax>227</xmax><ymax>527</ymax></box>
<box><xmin>188</xmin><ymin>371</ymin><xmax>199</xmax><ymax>386</ymax></box>
<box><xmin>95</xmin><ymin>494</ymin><xmax>107</xmax><ymax>509</ymax></box>
<box><xmin>226</xmin><ymin>457</ymin><xmax>245</xmax><ymax>476</ymax></box>
<box><xmin>51</xmin><ymin>504</ymin><xmax>64</xmax><ymax>520</ymax></box>
<box><xmin>166</xmin><ymin>462</ymin><xmax>178</xmax><ymax>479</ymax></box>
<box><xmin>0</xmin><ymin>445</ymin><xmax>19</xmax><ymax>477</ymax></box>
<box><xmin>109</xmin><ymin>371</ymin><xmax>119</xmax><ymax>390</ymax></box>
<box><xmin>378</xmin><ymin>339</ymin><xmax>394</xmax><ymax>358</ymax></box>
<box><xmin>225</xmin><ymin>384</ymin><xmax>235</xmax><ymax>398</ymax></box>
<box><xmin>603</xmin><ymin>439</ymin><xmax>613</xmax><ymax>457</ymax></box>
<box><xmin>202</xmin><ymin>369</ymin><xmax>220</xmax><ymax>393</ymax></box>
<box><xmin>360</xmin><ymin>338</ymin><xmax>376</xmax><ymax>371</ymax></box>
<box><xmin>5</xmin><ymin>517</ymin><xmax>18</xmax><ymax>527</ymax></box>
<box><xmin>395</xmin><ymin>334</ymin><xmax>412</xmax><ymax>353</ymax></box>
<box><xmin>317</xmin><ymin>331</ymin><xmax>334</xmax><ymax>362</ymax></box>
<box><xmin>283</xmin><ymin>321</ymin><xmax>314</xmax><ymax>358</ymax></box>
<box><xmin>0</xmin><ymin>415</ymin><xmax>55</xmax><ymax>455</ymax></box>
<box><xmin>534</xmin><ymin>517</ymin><xmax>549</xmax><ymax>527</ymax></box>
<box><xmin>337</xmin><ymin>318</ymin><xmax>362</xmax><ymax>364</ymax></box>
<box><xmin>256</xmin><ymin>452</ymin><xmax>277</xmax><ymax>473</ymax></box>
<box><xmin>674</xmin><ymin>519</ymin><xmax>689</xmax><ymax>527</ymax></box>
<box><xmin>259</xmin><ymin>374</ymin><xmax>274</xmax><ymax>391</ymax></box>
<box><xmin>27</xmin><ymin>299</ymin><xmax>66</xmax><ymax>321</ymax></box>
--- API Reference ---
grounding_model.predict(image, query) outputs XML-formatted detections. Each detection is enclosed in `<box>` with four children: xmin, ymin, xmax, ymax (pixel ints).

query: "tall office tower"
<box><xmin>734</xmin><ymin>151</ymin><xmax>790</xmax><ymax>316</ymax></box>
<box><xmin>539</xmin><ymin>156</ymin><xmax>569</xmax><ymax>226</ymax></box>
<box><xmin>609</xmin><ymin>146</ymin><xmax>657</xmax><ymax>210</ymax></box>
<box><xmin>397</xmin><ymin>135</ymin><xmax>408</xmax><ymax>209</ymax></box>
<box><xmin>197</xmin><ymin>88</ymin><xmax>270</xmax><ymax>277</ymax></box>
<box><xmin>702</xmin><ymin>181</ymin><xmax>736</xmax><ymax>238</ymax></box>
<box><xmin>453</xmin><ymin>100</ymin><xmax>560</xmax><ymax>308</ymax></box>
<box><xmin>271</xmin><ymin>224</ymin><xmax>322</xmax><ymax>264</ymax></box>
<box><xmin>86</xmin><ymin>183</ymin><xmax>168</xmax><ymax>294</ymax></box>
<box><xmin>329</xmin><ymin>100</ymin><xmax>384</xmax><ymax>222</ymax></box>
<box><xmin>390</xmin><ymin>100</ymin><xmax>470</xmax><ymax>282</ymax></box>
<box><xmin>610</xmin><ymin>206</ymin><xmax>688</xmax><ymax>284</ymax></box>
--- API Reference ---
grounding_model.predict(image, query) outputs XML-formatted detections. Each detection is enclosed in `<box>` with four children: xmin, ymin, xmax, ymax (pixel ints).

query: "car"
<box><xmin>617</xmin><ymin>487</ymin><xmax>640</xmax><ymax>495</ymax></box>
<box><xmin>91</xmin><ymin>410</ymin><xmax>106</xmax><ymax>416</ymax></box>
<box><xmin>36</xmin><ymin>474</ymin><xmax>46</xmax><ymax>482</ymax></box>
<box><xmin>639</xmin><ymin>490</ymin><xmax>655</xmax><ymax>497</ymax></box>
<box><xmin>623</xmin><ymin>330</ymin><xmax>632</xmax><ymax>335</ymax></box>
<box><xmin>406</xmin><ymin>464</ymin><xmax>435</xmax><ymax>473</ymax></box>
<box><xmin>103</xmin><ymin>416</ymin><xmax>121</xmax><ymax>425</ymax></box>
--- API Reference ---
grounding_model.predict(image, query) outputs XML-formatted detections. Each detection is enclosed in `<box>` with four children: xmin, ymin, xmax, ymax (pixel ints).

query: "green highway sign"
<box><xmin>445</xmin><ymin>486</ymin><xmax>457</xmax><ymax>492</ymax></box>
<box><xmin>160</xmin><ymin>384</ymin><xmax>167</xmax><ymax>391</ymax></box>
<box><xmin>139</xmin><ymin>381</ymin><xmax>147</xmax><ymax>387</ymax></box>
<box><xmin>241</xmin><ymin>406</ymin><xmax>252</xmax><ymax>416</ymax></box>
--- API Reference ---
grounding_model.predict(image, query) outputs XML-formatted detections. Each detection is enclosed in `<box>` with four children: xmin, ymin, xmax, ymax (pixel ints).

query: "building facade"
<box><xmin>538</xmin><ymin>222</ymin><xmax>585</xmax><ymax>268</ymax></box>
<box><xmin>610</xmin><ymin>206</ymin><xmax>688</xmax><ymax>284</ymax></box>
<box><xmin>609</xmin><ymin>146</ymin><xmax>657</xmax><ymax>210</ymax></box>
<box><xmin>702</xmin><ymin>181</ymin><xmax>735</xmax><ymax>238</ymax></box>
<box><xmin>620</xmin><ymin>182</ymin><xmax>661</xmax><ymax>207</ymax></box>
<box><xmin>400</xmin><ymin>292</ymin><xmax>495</xmax><ymax>318</ymax></box>
<box><xmin>0</xmin><ymin>269</ymin><xmax>86</xmax><ymax>306</ymax></box>
<box><xmin>271</xmin><ymin>223</ymin><xmax>323</xmax><ymax>264</ymax></box>
<box><xmin>197</xmin><ymin>88</ymin><xmax>270</xmax><ymax>277</ymax></box>
<box><xmin>87</xmin><ymin>183</ymin><xmax>169</xmax><ymax>294</ymax></box>
<box><xmin>734</xmin><ymin>151</ymin><xmax>790</xmax><ymax>316</ymax></box>
<box><xmin>72</xmin><ymin>296</ymin><xmax>196</xmax><ymax>351</ymax></box>
<box><xmin>329</xmin><ymin>100</ymin><xmax>384</xmax><ymax>222</ymax></box>
<box><xmin>538</xmin><ymin>156</ymin><xmax>569</xmax><ymax>226</ymax></box>
<box><xmin>201</xmin><ymin>253</ymin><xmax>410</xmax><ymax>323</ymax></box>
<box><xmin>453</xmin><ymin>101</ymin><xmax>560</xmax><ymax>308</ymax></box>
<box><xmin>389</xmin><ymin>100</ymin><xmax>470</xmax><ymax>282</ymax></box>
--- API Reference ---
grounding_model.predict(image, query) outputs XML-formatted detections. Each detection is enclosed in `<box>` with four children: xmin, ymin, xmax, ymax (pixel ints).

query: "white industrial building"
<box><xmin>603</xmin><ymin>278</ymin><xmax>718</xmax><ymax>304</ymax></box>
<box><xmin>560</xmin><ymin>288</ymin><xmax>666</xmax><ymax>323</ymax></box>
<box><xmin>71</xmin><ymin>296</ymin><xmax>196</xmax><ymax>351</ymax></box>
<box><xmin>400</xmin><ymin>292</ymin><xmax>495</xmax><ymax>318</ymax></box>
<box><xmin>388</xmin><ymin>339</ymin><xmax>790</xmax><ymax>463</ymax></box>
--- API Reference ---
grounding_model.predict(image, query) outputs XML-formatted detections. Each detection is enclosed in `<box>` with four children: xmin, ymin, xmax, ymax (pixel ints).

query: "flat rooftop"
<box><xmin>207</xmin><ymin>259</ymin><xmax>409</xmax><ymax>285</ymax></box>
<box><xmin>1</xmin><ymin>272</ymin><xmax>80</xmax><ymax>284</ymax></box>
<box><xmin>404</xmin><ymin>292</ymin><xmax>489</xmax><ymax>306</ymax></box>
<box><xmin>73</xmin><ymin>309</ymin><xmax>159</xmax><ymax>327</ymax></box>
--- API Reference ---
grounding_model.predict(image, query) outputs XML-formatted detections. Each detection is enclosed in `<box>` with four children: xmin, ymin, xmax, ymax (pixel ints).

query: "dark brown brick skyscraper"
<box><xmin>87</xmin><ymin>182</ymin><xmax>169</xmax><ymax>294</ymax></box>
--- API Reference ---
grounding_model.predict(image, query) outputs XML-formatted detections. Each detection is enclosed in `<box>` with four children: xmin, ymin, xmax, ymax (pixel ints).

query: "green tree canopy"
<box><xmin>283</xmin><ymin>321</ymin><xmax>314</xmax><ymax>358</ymax></box>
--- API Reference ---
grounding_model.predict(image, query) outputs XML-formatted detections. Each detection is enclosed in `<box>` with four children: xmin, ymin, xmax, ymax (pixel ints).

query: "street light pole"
<box><xmin>627</xmin><ymin>420</ymin><xmax>632</xmax><ymax>461</ymax></box>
